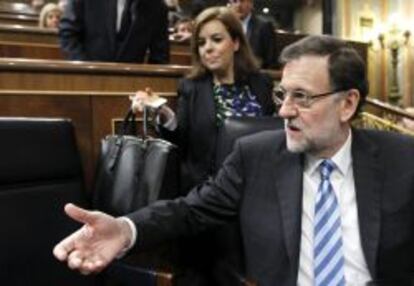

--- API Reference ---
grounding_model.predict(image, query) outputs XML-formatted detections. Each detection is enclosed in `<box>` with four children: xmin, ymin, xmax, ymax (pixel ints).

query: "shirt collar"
<box><xmin>305</xmin><ymin>130</ymin><xmax>353</xmax><ymax>177</ymax></box>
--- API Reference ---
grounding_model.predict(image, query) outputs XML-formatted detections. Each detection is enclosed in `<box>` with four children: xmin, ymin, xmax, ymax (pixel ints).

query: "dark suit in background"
<box><xmin>128</xmin><ymin>128</ymin><xmax>414</xmax><ymax>285</ymax></box>
<box><xmin>191</xmin><ymin>0</ymin><xmax>227</xmax><ymax>17</ymax></box>
<box><xmin>246</xmin><ymin>14</ymin><xmax>277</xmax><ymax>69</ymax></box>
<box><xmin>59</xmin><ymin>0</ymin><xmax>169</xmax><ymax>63</ymax></box>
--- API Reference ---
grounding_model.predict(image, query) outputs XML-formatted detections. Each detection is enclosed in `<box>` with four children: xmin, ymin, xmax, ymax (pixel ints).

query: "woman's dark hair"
<box><xmin>187</xmin><ymin>6</ymin><xmax>259</xmax><ymax>81</ymax></box>
<box><xmin>279</xmin><ymin>35</ymin><xmax>369</xmax><ymax>116</ymax></box>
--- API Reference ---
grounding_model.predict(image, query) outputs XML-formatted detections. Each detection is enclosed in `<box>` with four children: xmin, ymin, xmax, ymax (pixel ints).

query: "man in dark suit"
<box><xmin>191</xmin><ymin>0</ymin><xmax>227</xmax><ymax>17</ymax></box>
<box><xmin>231</xmin><ymin>0</ymin><xmax>277</xmax><ymax>69</ymax></box>
<box><xmin>53</xmin><ymin>35</ymin><xmax>414</xmax><ymax>285</ymax></box>
<box><xmin>59</xmin><ymin>0</ymin><xmax>169</xmax><ymax>63</ymax></box>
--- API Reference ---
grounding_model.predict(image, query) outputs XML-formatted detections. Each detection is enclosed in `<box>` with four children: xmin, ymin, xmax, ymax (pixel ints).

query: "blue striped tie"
<box><xmin>314</xmin><ymin>160</ymin><xmax>345</xmax><ymax>286</ymax></box>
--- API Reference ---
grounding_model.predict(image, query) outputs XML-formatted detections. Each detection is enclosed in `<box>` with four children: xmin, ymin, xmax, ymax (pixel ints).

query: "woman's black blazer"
<box><xmin>160</xmin><ymin>72</ymin><xmax>275</xmax><ymax>193</ymax></box>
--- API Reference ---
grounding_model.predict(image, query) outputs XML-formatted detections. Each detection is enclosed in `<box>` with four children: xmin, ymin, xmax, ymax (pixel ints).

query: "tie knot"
<box><xmin>319</xmin><ymin>159</ymin><xmax>335</xmax><ymax>180</ymax></box>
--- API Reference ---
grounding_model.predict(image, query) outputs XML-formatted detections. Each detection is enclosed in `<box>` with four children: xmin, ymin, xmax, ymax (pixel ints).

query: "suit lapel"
<box><xmin>274</xmin><ymin>145</ymin><xmax>304</xmax><ymax>275</ymax></box>
<box><xmin>105</xmin><ymin>0</ymin><xmax>117</xmax><ymax>50</ymax></box>
<box><xmin>196</xmin><ymin>76</ymin><xmax>216</xmax><ymax>128</ymax></box>
<box><xmin>352</xmin><ymin>129</ymin><xmax>381</xmax><ymax>277</ymax></box>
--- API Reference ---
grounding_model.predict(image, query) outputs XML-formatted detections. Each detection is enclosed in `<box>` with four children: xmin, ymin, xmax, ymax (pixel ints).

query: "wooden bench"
<box><xmin>0</xmin><ymin>40</ymin><xmax>63</xmax><ymax>59</ymax></box>
<box><xmin>0</xmin><ymin>58</ymin><xmax>187</xmax><ymax>91</ymax></box>
<box><xmin>0</xmin><ymin>40</ymin><xmax>192</xmax><ymax>64</ymax></box>
<box><xmin>0</xmin><ymin>23</ymin><xmax>192</xmax><ymax>53</ymax></box>
<box><xmin>0</xmin><ymin>13</ymin><xmax>38</xmax><ymax>26</ymax></box>
<box><xmin>0</xmin><ymin>2</ymin><xmax>39</xmax><ymax>17</ymax></box>
<box><xmin>170</xmin><ymin>38</ymin><xmax>191</xmax><ymax>53</ymax></box>
<box><xmin>0</xmin><ymin>23</ymin><xmax>57</xmax><ymax>44</ymax></box>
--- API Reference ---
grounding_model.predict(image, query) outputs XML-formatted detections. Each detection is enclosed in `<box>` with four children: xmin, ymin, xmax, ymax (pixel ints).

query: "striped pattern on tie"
<box><xmin>314</xmin><ymin>160</ymin><xmax>345</xmax><ymax>286</ymax></box>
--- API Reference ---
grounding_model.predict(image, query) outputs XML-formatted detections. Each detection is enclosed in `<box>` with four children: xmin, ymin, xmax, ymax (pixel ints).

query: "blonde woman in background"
<box><xmin>39</xmin><ymin>3</ymin><xmax>62</xmax><ymax>29</ymax></box>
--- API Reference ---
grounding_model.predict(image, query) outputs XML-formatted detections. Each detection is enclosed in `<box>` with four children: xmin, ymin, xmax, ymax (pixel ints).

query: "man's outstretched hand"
<box><xmin>53</xmin><ymin>203</ymin><xmax>133</xmax><ymax>275</ymax></box>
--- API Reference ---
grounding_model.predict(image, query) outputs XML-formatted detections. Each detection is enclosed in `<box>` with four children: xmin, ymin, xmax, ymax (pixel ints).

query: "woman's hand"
<box><xmin>130</xmin><ymin>87</ymin><xmax>168</xmax><ymax>113</ymax></box>
<box><xmin>129</xmin><ymin>87</ymin><xmax>175</xmax><ymax>127</ymax></box>
<box><xmin>130</xmin><ymin>87</ymin><xmax>154</xmax><ymax>113</ymax></box>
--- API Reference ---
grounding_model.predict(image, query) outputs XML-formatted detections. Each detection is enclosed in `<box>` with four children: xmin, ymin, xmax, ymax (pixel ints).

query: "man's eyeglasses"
<box><xmin>272</xmin><ymin>87</ymin><xmax>347</xmax><ymax>109</ymax></box>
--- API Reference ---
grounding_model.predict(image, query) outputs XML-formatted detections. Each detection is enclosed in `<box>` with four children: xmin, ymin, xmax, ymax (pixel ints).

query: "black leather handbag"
<box><xmin>92</xmin><ymin>108</ymin><xmax>180</xmax><ymax>216</ymax></box>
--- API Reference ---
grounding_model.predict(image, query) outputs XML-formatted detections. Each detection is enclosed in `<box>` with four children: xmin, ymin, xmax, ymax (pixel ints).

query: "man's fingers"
<box><xmin>83</xmin><ymin>257</ymin><xmax>106</xmax><ymax>274</ymax></box>
<box><xmin>67</xmin><ymin>250</ymin><xmax>84</xmax><ymax>270</ymax></box>
<box><xmin>68</xmin><ymin>251</ymin><xmax>106</xmax><ymax>274</ymax></box>
<box><xmin>53</xmin><ymin>226</ymin><xmax>85</xmax><ymax>261</ymax></box>
<box><xmin>64</xmin><ymin>203</ymin><xmax>98</xmax><ymax>225</ymax></box>
<box><xmin>53</xmin><ymin>243</ymin><xmax>69</xmax><ymax>261</ymax></box>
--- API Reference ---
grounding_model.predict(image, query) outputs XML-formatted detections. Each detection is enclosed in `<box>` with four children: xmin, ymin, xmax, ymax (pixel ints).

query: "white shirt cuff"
<box><xmin>116</xmin><ymin>216</ymin><xmax>137</xmax><ymax>258</ymax></box>
<box><xmin>156</xmin><ymin>106</ymin><xmax>177</xmax><ymax>130</ymax></box>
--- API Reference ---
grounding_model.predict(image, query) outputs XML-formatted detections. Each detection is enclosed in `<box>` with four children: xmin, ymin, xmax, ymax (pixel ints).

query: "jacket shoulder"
<box><xmin>237</xmin><ymin>130</ymin><xmax>285</xmax><ymax>154</ymax></box>
<box><xmin>247</xmin><ymin>71</ymin><xmax>272</xmax><ymax>84</ymax></box>
<box><xmin>354</xmin><ymin>129</ymin><xmax>414</xmax><ymax>159</ymax></box>
<box><xmin>356</xmin><ymin>129</ymin><xmax>414</xmax><ymax>147</ymax></box>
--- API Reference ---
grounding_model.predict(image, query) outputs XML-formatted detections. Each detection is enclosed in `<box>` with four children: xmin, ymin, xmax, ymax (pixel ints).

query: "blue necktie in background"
<box><xmin>314</xmin><ymin>159</ymin><xmax>345</xmax><ymax>286</ymax></box>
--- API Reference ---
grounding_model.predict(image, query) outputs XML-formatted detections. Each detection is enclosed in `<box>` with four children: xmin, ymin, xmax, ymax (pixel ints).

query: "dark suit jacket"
<box><xmin>159</xmin><ymin>72</ymin><xmax>275</xmax><ymax>194</ymax></box>
<box><xmin>247</xmin><ymin>14</ymin><xmax>277</xmax><ymax>69</ymax></box>
<box><xmin>191</xmin><ymin>0</ymin><xmax>227</xmax><ymax>17</ymax></box>
<box><xmin>129</xmin><ymin>128</ymin><xmax>414</xmax><ymax>285</ymax></box>
<box><xmin>59</xmin><ymin>0</ymin><xmax>169</xmax><ymax>63</ymax></box>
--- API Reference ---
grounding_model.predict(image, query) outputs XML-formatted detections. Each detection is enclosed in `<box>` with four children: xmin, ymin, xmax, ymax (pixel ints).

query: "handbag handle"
<box><xmin>121</xmin><ymin>107</ymin><xmax>149</xmax><ymax>139</ymax></box>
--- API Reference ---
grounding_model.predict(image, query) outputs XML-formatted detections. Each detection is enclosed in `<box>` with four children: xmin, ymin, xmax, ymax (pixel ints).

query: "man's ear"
<box><xmin>340</xmin><ymin>89</ymin><xmax>360</xmax><ymax>122</ymax></box>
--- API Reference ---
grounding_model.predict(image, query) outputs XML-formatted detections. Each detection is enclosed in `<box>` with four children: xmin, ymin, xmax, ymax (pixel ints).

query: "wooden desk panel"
<box><xmin>0</xmin><ymin>24</ymin><xmax>192</xmax><ymax>62</ymax></box>
<box><xmin>0</xmin><ymin>13</ymin><xmax>38</xmax><ymax>26</ymax></box>
<box><xmin>0</xmin><ymin>24</ymin><xmax>57</xmax><ymax>44</ymax></box>
<box><xmin>170</xmin><ymin>39</ymin><xmax>190</xmax><ymax>53</ymax></box>
<box><xmin>0</xmin><ymin>41</ymin><xmax>192</xmax><ymax>65</ymax></box>
<box><xmin>0</xmin><ymin>2</ymin><xmax>39</xmax><ymax>17</ymax></box>
<box><xmin>0</xmin><ymin>58</ymin><xmax>188</xmax><ymax>92</ymax></box>
<box><xmin>170</xmin><ymin>51</ymin><xmax>191</xmax><ymax>65</ymax></box>
<box><xmin>0</xmin><ymin>41</ymin><xmax>63</xmax><ymax>59</ymax></box>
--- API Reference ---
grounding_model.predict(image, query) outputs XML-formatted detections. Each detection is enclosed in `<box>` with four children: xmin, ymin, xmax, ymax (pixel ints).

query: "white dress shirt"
<box><xmin>297</xmin><ymin>131</ymin><xmax>372</xmax><ymax>285</ymax></box>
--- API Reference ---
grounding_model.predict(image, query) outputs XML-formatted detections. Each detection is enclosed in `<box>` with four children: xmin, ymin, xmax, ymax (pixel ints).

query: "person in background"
<box><xmin>191</xmin><ymin>0</ymin><xmax>227</xmax><ymax>17</ymax></box>
<box><xmin>229</xmin><ymin>0</ymin><xmax>277</xmax><ymax>69</ymax></box>
<box><xmin>39</xmin><ymin>3</ymin><xmax>62</xmax><ymax>29</ymax></box>
<box><xmin>132</xmin><ymin>6</ymin><xmax>274</xmax><ymax>194</ymax></box>
<box><xmin>59</xmin><ymin>0</ymin><xmax>169</xmax><ymax>63</ymax></box>
<box><xmin>170</xmin><ymin>17</ymin><xmax>193</xmax><ymax>41</ymax></box>
<box><xmin>165</xmin><ymin>0</ymin><xmax>189</xmax><ymax>27</ymax></box>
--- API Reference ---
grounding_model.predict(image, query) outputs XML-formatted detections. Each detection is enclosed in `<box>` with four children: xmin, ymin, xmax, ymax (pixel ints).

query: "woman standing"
<box><xmin>132</xmin><ymin>6</ymin><xmax>275</xmax><ymax>195</ymax></box>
